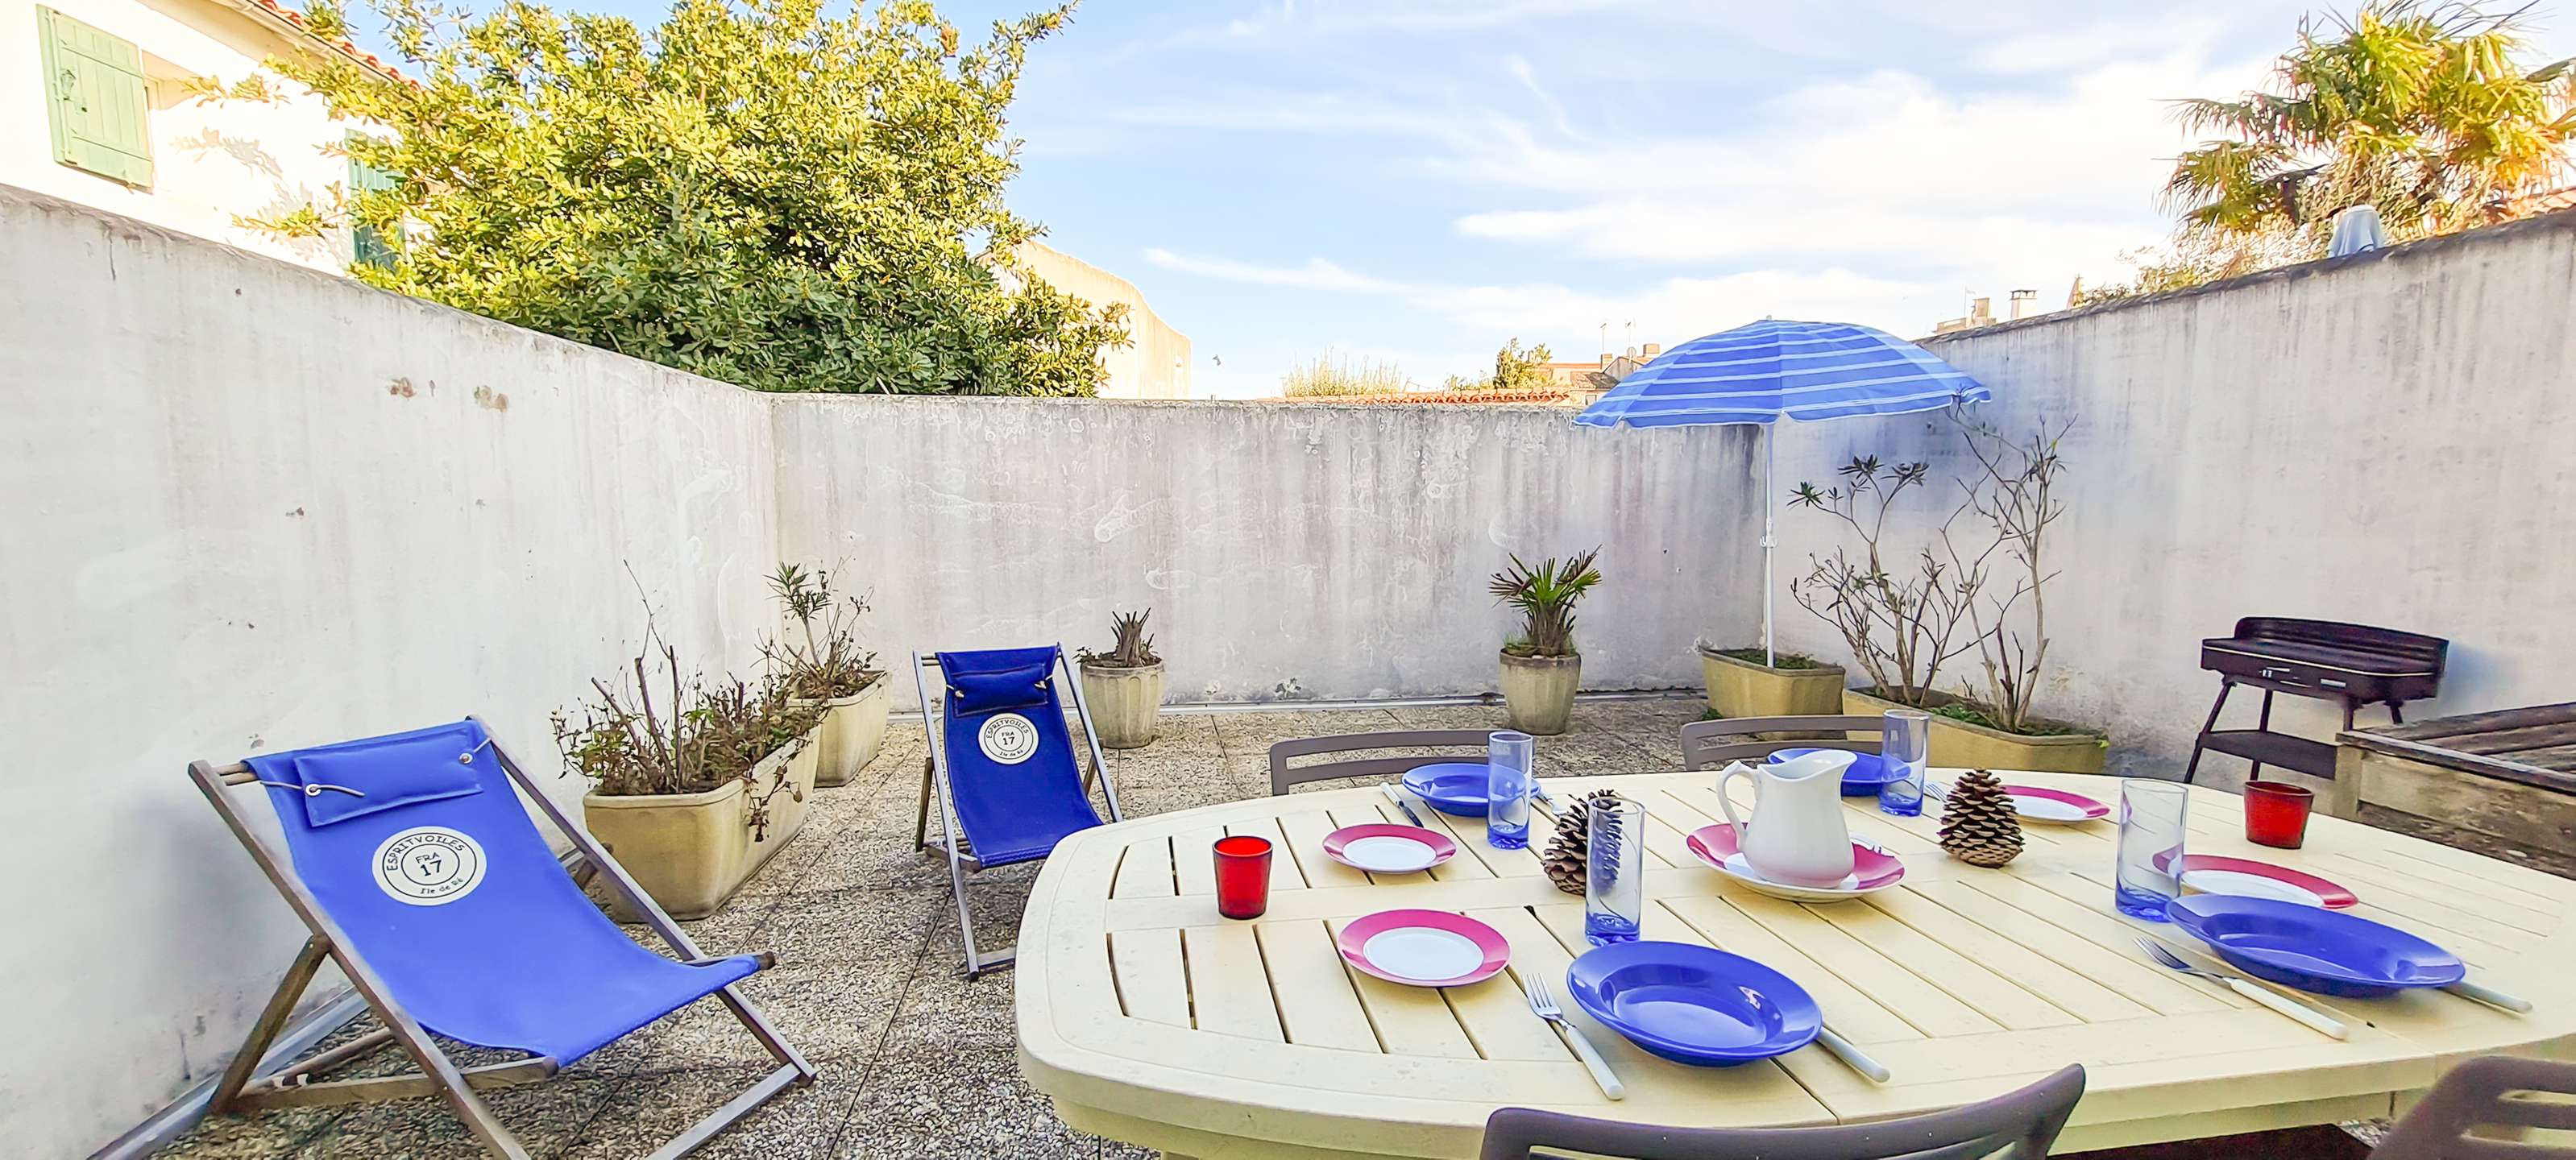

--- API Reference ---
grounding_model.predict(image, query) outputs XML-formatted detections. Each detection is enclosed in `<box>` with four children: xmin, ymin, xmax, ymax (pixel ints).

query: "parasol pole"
<box><xmin>1761</xmin><ymin>422</ymin><xmax>1777</xmax><ymax>666</ymax></box>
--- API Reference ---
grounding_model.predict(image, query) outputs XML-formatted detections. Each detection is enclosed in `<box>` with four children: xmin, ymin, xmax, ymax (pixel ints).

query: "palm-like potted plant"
<box><xmin>1491</xmin><ymin>549</ymin><xmax>1603</xmax><ymax>735</ymax></box>
<box><xmin>765</xmin><ymin>562</ymin><xmax>886</xmax><ymax>787</ymax></box>
<box><xmin>1078</xmin><ymin>609</ymin><xmax>1164</xmax><ymax>749</ymax></box>
<box><xmin>557</xmin><ymin>599</ymin><xmax>824</xmax><ymax>919</ymax></box>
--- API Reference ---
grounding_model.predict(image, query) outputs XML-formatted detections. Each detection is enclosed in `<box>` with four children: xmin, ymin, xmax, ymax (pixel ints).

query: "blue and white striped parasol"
<box><xmin>1574</xmin><ymin>319</ymin><xmax>1991</xmax><ymax>662</ymax></box>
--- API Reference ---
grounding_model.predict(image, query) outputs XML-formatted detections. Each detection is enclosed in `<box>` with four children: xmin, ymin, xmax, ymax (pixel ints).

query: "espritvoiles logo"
<box><xmin>977</xmin><ymin>712</ymin><xmax>1040</xmax><ymax>764</ymax></box>
<box><xmin>371</xmin><ymin>826</ymin><xmax>488</xmax><ymax>905</ymax></box>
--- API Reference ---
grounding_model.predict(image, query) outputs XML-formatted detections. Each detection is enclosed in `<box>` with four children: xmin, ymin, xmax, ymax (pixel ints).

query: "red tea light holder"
<box><xmin>2242</xmin><ymin>780</ymin><xmax>2315</xmax><ymax>849</ymax></box>
<box><xmin>1213</xmin><ymin>835</ymin><xmax>1274</xmax><ymax>919</ymax></box>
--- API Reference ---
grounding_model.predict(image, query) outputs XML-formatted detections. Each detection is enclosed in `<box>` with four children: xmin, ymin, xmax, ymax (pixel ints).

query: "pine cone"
<box><xmin>1541</xmin><ymin>789</ymin><xmax>1622</xmax><ymax>895</ymax></box>
<box><xmin>1937</xmin><ymin>768</ymin><xmax>2025</xmax><ymax>868</ymax></box>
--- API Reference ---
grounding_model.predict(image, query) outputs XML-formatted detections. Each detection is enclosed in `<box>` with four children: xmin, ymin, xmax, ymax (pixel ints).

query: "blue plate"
<box><xmin>1564</xmin><ymin>941</ymin><xmax>1821</xmax><ymax>1067</ymax></box>
<box><xmin>2167</xmin><ymin>894</ymin><xmax>2465</xmax><ymax>998</ymax></box>
<box><xmin>1400</xmin><ymin>762</ymin><xmax>1494</xmax><ymax>817</ymax></box>
<box><xmin>1766</xmin><ymin>748</ymin><xmax>1898</xmax><ymax>797</ymax></box>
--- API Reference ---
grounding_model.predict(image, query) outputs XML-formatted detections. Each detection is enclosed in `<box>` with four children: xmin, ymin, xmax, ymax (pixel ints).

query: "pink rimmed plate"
<box><xmin>1336</xmin><ymin>909</ymin><xmax>1511</xmax><ymax>987</ymax></box>
<box><xmin>1321</xmin><ymin>823</ymin><xmax>1458</xmax><ymax>874</ymax></box>
<box><xmin>2006</xmin><ymin>785</ymin><xmax>2111</xmax><ymax>824</ymax></box>
<box><xmin>1685</xmin><ymin>824</ymin><xmax>1906</xmax><ymax>903</ymax></box>
<box><xmin>2180</xmin><ymin>855</ymin><xmax>2358</xmax><ymax>909</ymax></box>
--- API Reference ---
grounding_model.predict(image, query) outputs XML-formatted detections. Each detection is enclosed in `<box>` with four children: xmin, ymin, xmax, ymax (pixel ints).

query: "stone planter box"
<box><xmin>1698</xmin><ymin>645</ymin><xmax>1847</xmax><ymax>719</ymax></box>
<box><xmin>581</xmin><ymin>727</ymin><xmax>819</xmax><ymax>921</ymax></box>
<box><xmin>1080</xmin><ymin>661</ymin><xmax>1165</xmax><ymax>749</ymax></box>
<box><xmin>792</xmin><ymin>675</ymin><xmax>889</xmax><ymax>787</ymax></box>
<box><xmin>1500</xmin><ymin>651</ymin><xmax>1581</xmax><ymax>735</ymax></box>
<box><xmin>1844</xmin><ymin>687</ymin><xmax>2106</xmax><ymax>774</ymax></box>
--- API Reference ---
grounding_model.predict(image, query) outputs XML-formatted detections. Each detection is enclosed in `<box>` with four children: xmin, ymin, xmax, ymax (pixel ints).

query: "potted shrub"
<box><xmin>1790</xmin><ymin>420</ymin><xmax>2107</xmax><ymax>772</ymax></box>
<box><xmin>765</xmin><ymin>562</ymin><xmax>886</xmax><ymax>787</ymax></box>
<box><xmin>1491</xmin><ymin>549</ymin><xmax>1603</xmax><ymax>735</ymax></box>
<box><xmin>1695</xmin><ymin>641</ymin><xmax>1846</xmax><ymax>719</ymax></box>
<box><xmin>555</xmin><ymin>610</ymin><xmax>823</xmax><ymax>920</ymax></box>
<box><xmin>1078</xmin><ymin>609</ymin><xmax>1164</xmax><ymax>749</ymax></box>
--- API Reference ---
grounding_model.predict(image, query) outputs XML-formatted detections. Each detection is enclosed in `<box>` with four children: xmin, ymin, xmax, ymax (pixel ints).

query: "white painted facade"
<box><xmin>2</xmin><ymin>0</ymin><xmax>363</xmax><ymax>271</ymax></box>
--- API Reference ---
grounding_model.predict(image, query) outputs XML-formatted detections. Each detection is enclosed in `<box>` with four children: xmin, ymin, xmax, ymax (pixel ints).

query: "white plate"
<box><xmin>2180</xmin><ymin>868</ymin><xmax>2327</xmax><ymax>907</ymax></box>
<box><xmin>1340</xmin><ymin>835</ymin><xmax>1441</xmax><ymax>874</ymax></box>
<box><xmin>2010</xmin><ymin>793</ymin><xmax>2094</xmax><ymax>822</ymax></box>
<box><xmin>1360</xmin><ymin>928</ymin><xmax>1486</xmax><ymax>983</ymax></box>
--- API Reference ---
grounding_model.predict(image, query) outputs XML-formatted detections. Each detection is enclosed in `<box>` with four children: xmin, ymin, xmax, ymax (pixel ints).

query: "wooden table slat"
<box><xmin>1255</xmin><ymin>919</ymin><xmax>1382</xmax><ymax>1052</ymax></box>
<box><xmin>1182</xmin><ymin>924</ymin><xmax>1285</xmax><ymax>1042</ymax></box>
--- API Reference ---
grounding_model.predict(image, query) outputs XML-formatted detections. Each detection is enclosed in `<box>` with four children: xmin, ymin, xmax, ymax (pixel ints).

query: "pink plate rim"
<box><xmin>1684</xmin><ymin>825</ymin><xmax>1906</xmax><ymax>891</ymax></box>
<box><xmin>2180</xmin><ymin>854</ymin><xmax>2359</xmax><ymax>908</ymax></box>
<box><xmin>1335</xmin><ymin>909</ymin><xmax>1511</xmax><ymax>986</ymax></box>
<box><xmin>2005</xmin><ymin>785</ymin><xmax>2112</xmax><ymax>819</ymax></box>
<box><xmin>1321</xmin><ymin>822</ymin><xmax>1458</xmax><ymax>868</ymax></box>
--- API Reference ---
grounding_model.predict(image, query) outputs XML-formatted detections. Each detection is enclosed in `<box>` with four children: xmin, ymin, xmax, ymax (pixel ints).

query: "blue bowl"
<box><xmin>1400</xmin><ymin>763</ymin><xmax>1493</xmax><ymax>817</ymax></box>
<box><xmin>1765</xmin><ymin>748</ymin><xmax>1898</xmax><ymax>797</ymax></box>
<box><xmin>1565</xmin><ymin>941</ymin><xmax>1821</xmax><ymax>1067</ymax></box>
<box><xmin>2167</xmin><ymin>894</ymin><xmax>2465</xmax><ymax>998</ymax></box>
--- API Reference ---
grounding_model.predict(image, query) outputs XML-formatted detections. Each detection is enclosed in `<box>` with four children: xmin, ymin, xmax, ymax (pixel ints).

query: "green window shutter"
<box><xmin>36</xmin><ymin>6</ymin><xmax>155</xmax><ymax>186</ymax></box>
<box><xmin>346</xmin><ymin>136</ymin><xmax>400</xmax><ymax>270</ymax></box>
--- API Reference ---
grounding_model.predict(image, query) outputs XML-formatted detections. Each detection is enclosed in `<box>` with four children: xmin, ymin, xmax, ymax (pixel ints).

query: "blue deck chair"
<box><xmin>911</xmin><ymin>645</ymin><xmax>1125</xmax><ymax>976</ymax></box>
<box><xmin>189</xmin><ymin>718</ymin><xmax>815</xmax><ymax>1159</ymax></box>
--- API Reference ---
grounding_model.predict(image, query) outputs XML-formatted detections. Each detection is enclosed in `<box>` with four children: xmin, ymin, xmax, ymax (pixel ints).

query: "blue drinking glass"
<box><xmin>2116</xmin><ymin>780</ymin><xmax>2190</xmax><ymax>920</ymax></box>
<box><xmin>1486</xmin><ymin>731</ymin><xmax>1533</xmax><ymax>851</ymax></box>
<box><xmin>1878</xmin><ymin>708</ymin><xmax>1931</xmax><ymax>817</ymax></box>
<box><xmin>1584</xmin><ymin>798</ymin><xmax>1645</xmax><ymax>945</ymax></box>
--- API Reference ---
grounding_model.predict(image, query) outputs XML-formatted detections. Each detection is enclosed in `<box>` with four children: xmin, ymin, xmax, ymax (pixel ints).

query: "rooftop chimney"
<box><xmin>2008</xmin><ymin>289</ymin><xmax>2037</xmax><ymax>320</ymax></box>
<box><xmin>1641</xmin><ymin>342</ymin><xmax>1661</xmax><ymax>357</ymax></box>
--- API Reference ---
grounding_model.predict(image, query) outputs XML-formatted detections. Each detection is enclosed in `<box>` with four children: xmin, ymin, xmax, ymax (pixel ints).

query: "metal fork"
<box><xmin>2134</xmin><ymin>937</ymin><xmax>2350</xmax><ymax>1039</ymax></box>
<box><xmin>1525</xmin><ymin>976</ymin><xmax>1624</xmax><ymax>1100</ymax></box>
<box><xmin>1531</xmin><ymin>782</ymin><xmax>1560</xmax><ymax>818</ymax></box>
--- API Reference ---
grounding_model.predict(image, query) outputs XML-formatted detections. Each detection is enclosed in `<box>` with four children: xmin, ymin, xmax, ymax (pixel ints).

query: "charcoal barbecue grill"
<box><xmin>2184</xmin><ymin>616</ymin><xmax>2448</xmax><ymax>784</ymax></box>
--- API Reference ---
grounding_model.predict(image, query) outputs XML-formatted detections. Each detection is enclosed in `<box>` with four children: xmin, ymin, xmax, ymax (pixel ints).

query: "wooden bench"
<box><xmin>2336</xmin><ymin>702</ymin><xmax>2576</xmax><ymax>856</ymax></box>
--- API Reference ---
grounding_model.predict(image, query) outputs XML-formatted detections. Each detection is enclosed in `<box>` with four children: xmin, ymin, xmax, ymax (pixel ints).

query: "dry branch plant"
<box><xmin>764</xmin><ymin>561</ymin><xmax>881</xmax><ymax>699</ymax></box>
<box><xmin>1079</xmin><ymin>609</ymin><xmax>1160</xmax><ymax>668</ymax></box>
<box><xmin>1940</xmin><ymin>417</ymin><xmax>2072</xmax><ymax>734</ymax></box>
<box><xmin>555</xmin><ymin>590</ymin><xmax>820</xmax><ymax>837</ymax></box>
<box><xmin>1787</xmin><ymin>458</ymin><xmax>1981</xmax><ymax>707</ymax></box>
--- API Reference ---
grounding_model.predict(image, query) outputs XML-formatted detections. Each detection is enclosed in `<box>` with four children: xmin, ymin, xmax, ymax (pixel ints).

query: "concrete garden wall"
<box><xmin>1766</xmin><ymin>209</ymin><xmax>2576</xmax><ymax>782</ymax></box>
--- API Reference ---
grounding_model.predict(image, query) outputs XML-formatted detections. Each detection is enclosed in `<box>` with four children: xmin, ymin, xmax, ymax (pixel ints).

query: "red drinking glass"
<box><xmin>1213</xmin><ymin>835</ymin><xmax>1274</xmax><ymax>919</ymax></box>
<box><xmin>2243</xmin><ymin>781</ymin><xmax>2315</xmax><ymax>849</ymax></box>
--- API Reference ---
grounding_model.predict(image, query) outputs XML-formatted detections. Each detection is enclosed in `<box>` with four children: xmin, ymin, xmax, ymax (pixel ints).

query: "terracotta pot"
<box><xmin>580</xmin><ymin>726</ymin><xmax>819</xmax><ymax>921</ymax></box>
<box><xmin>1843</xmin><ymin>687</ymin><xmax>2107</xmax><ymax>773</ymax></box>
<box><xmin>1080</xmin><ymin>661</ymin><xmax>1165</xmax><ymax>749</ymax></box>
<box><xmin>790</xmin><ymin>675</ymin><xmax>889</xmax><ymax>787</ymax></box>
<box><xmin>1697</xmin><ymin>645</ymin><xmax>1847</xmax><ymax>719</ymax></box>
<box><xmin>1499</xmin><ymin>650</ymin><xmax>1581</xmax><ymax>735</ymax></box>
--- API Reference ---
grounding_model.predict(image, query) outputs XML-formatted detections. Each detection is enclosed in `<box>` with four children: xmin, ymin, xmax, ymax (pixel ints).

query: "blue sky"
<box><xmin>368</xmin><ymin>2</ymin><xmax>2576</xmax><ymax>397</ymax></box>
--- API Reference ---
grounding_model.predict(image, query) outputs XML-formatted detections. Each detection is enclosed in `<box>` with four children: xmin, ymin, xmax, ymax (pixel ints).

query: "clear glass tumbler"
<box><xmin>2115</xmin><ymin>780</ymin><xmax>2191</xmax><ymax>920</ymax></box>
<box><xmin>1878</xmin><ymin>708</ymin><xmax>1931</xmax><ymax>817</ymax></box>
<box><xmin>1486</xmin><ymin>731</ymin><xmax>1533</xmax><ymax>850</ymax></box>
<box><xmin>1585</xmin><ymin>798</ymin><xmax>1645</xmax><ymax>945</ymax></box>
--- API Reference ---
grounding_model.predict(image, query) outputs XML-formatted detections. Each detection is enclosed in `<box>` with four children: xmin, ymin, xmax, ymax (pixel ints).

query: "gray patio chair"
<box><xmin>1679</xmin><ymin>715</ymin><xmax>1883</xmax><ymax>770</ymax></box>
<box><xmin>1481</xmin><ymin>1063</ymin><xmax>2084</xmax><ymax>1160</ymax></box>
<box><xmin>2371</xmin><ymin>1054</ymin><xmax>2576</xmax><ymax>1159</ymax></box>
<box><xmin>1269</xmin><ymin>729</ymin><xmax>1498</xmax><ymax>795</ymax></box>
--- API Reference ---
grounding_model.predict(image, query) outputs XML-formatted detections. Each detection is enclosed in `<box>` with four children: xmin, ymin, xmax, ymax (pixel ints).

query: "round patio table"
<box><xmin>1015</xmin><ymin>768</ymin><xmax>2572</xmax><ymax>1159</ymax></box>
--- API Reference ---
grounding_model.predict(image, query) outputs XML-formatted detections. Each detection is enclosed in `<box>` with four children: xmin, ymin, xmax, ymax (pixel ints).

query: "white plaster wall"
<box><xmin>769</xmin><ymin>395</ymin><xmax>1761</xmax><ymax>705</ymax></box>
<box><xmin>2</xmin><ymin>0</ymin><xmax>358</xmax><ymax>271</ymax></box>
<box><xmin>1767</xmin><ymin>210</ymin><xmax>2576</xmax><ymax>781</ymax></box>
<box><xmin>0</xmin><ymin>187</ymin><xmax>779</xmax><ymax>1157</ymax></box>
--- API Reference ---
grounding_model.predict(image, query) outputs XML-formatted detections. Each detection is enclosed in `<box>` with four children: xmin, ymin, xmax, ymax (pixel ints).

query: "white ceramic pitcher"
<box><xmin>1716</xmin><ymin>751</ymin><xmax>1858</xmax><ymax>887</ymax></box>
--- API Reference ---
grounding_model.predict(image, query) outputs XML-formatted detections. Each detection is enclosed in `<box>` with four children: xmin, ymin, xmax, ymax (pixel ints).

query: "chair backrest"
<box><xmin>930</xmin><ymin>646</ymin><xmax>1105</xmax><ymax>865</ymax></box>
<box><xmin>2372</xmin><ymin>1055</ymin><xmax>2576</xmax><ymax>1159</ymax></box>
<box><xmin>235</xmin><ymin>719</ymin><xmax>731</xmax><ymax>1063</ymax></box>
<box><xmin>1269</xmin><ymin>729</ymin><xmax>1499</xmax><ymax>795</ymax></box>
<box><xmin>1481</xmin><ymin>1064</ymin><xmax>2084</xmax><ymax>1160</ymax></box>
<box><xmin>1679</xmin><ymin>715</ymin><xmax>1884</xmax><ymax>770</ymax></box>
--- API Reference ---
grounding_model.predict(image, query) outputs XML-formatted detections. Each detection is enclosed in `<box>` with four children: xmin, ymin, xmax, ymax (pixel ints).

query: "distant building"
<box><xmin>1934</xmin><ymin>289</ymin><xmax>2040</xmax><ymax>334</ymax></box>
<box><xmin>2</xmin><ymin>0</ymin><xmax>409</xmax><ymax>273</ymax></box>
<box><xmin>1006</xmin><ymin>241</ymin><xmax>1192</xmax><ymax>400</ymax></box>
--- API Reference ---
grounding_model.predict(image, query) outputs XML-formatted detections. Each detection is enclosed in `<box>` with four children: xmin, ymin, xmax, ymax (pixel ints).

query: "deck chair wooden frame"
<box><xmin>911</xmin><ymin>646</ymin><xmax>1124</xmax><ymax>978</ymax></box>
<box><xmin>189</xmin><ymin>716</ymin><xmax>815</xmax><ymax>1160</ymax></box>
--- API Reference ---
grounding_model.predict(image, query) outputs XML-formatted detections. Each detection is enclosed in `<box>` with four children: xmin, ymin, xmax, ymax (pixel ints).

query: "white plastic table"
<box><xmin>1015</xmin><ymin>769</ymin><xmax>2573</xmax><ymax>1158</ymax></box>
